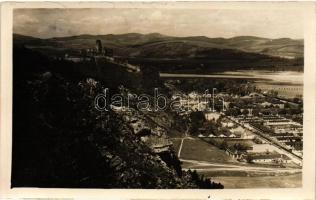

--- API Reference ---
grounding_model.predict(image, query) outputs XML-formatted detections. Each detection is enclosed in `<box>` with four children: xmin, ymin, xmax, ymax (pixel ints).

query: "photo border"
<box><xmin>0</xmin><ymin>1</ymin><xmax>315</xmax><ymax>199</ymax></box>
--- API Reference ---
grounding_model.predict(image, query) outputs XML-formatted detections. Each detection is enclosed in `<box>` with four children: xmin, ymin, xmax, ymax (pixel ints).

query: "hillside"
<box><xmin>13</xmin><ymin>33</ymin><xmax>304</xmax><ymax>71</ymax></box>
<box><xmin>14</xmin><ymin>33</ymin><xmax>303</xmax><ymax>58</ymax></box>
<box><xmin>12</xmin><ymin>46</ymin><xmax>224</xmax><ymax>188</ymax></box>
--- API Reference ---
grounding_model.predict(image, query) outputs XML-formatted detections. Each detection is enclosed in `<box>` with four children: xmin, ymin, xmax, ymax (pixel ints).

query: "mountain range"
<box><xmin>14</xmin><ymin>33</ymin><xmax>303</xmax><ymax>59</ymax></box>
<box><xmin>13</xmin><ymin>33</ymin><xmax>304</xmax><ymax>72</ymax></box>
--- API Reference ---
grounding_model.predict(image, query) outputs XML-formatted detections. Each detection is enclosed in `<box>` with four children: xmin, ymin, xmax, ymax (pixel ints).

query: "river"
<box><xmin>160</xmin><ymin>70</ymin><xmax>303</xmax><ymax>98</ymax></box>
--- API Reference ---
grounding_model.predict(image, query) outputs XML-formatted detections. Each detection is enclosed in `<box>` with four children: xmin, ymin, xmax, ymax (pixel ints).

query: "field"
<box><xmin>211</xmin><ymin>173</ymin><xmax>302</xmax><ymax>188</ymax></box>
<box><xmin>173</xmin><ymin>138</ymin><xmax>235</xmax><ymax>164</ymax></box>
<box><xmin>171</xmin><ymin>137</ymin><xmax>302</xmax><ymax>188</ymax></box>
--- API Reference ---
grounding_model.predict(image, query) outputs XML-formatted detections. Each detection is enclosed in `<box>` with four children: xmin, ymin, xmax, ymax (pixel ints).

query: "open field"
<box><xmin>178</xmin><ymin>138</ymin><xmax>235</xmax><ymax>164</ymax></box>
<box><xmin>173</xmin><ymin>137</ymin><xmax>302</xmax><ymax>188</ymax></box>
<box><xmin>211</xmin><ymin>173</ymin><xmax>302</xmax><ymax>188</ymax></box>
<box><xmin>173</xmin><ymin>138</ymin><xmax>300</xmax><ymax>168</ymax></box>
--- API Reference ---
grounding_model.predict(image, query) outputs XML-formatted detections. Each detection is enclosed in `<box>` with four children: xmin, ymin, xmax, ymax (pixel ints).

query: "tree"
<box><xmin>140</xmin><ymin>66</ymin><xmax>161</xmax><ymax>91</ymax></box>
<box><xmin>219</xmin><ymin>140</ymin><xmax>228</xmax><ymax>150</ymax></box>
<box><xmin>231</xmin><ymin>108</ymin><xmax>241</xmax><ymax>116</ymax></box>
<box><xmin>246</xmin><ymin>154</ymin><xmax>254</xmax><ymax>163</ymax></box>
<box><xmin>278</xmin><ymin>109</ymin><xmax>286</xmax><ymax>115</ymax></box>
<box><xmin>189</xmin><ymin>111</ymin><xmax>206</xmax><ymax>135</ymax></box>
<box><xmin>241</xmin><ymin>109</ymin><xmax>249</xmax><ymax>116</ymax></box>
<box><xmin>253</xmin><ymin>136</ymin><xmax>263</xmax><ymax>144</ymax></box>
<box><xmin>252</xmin><ymin>109</ymin><xmax>260</xmax><ymax>116</ymax></box>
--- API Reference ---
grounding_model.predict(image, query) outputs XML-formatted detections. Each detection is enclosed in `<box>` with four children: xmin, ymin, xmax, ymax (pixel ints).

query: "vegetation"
<box><xmin>180</xmin><ymin>138</ymin><xmax>233</xmax><ymax>164</ymax></box>
<box><xmin>189</xmin><ymin>111</ymin><xmax>206</xmax><ymax>135</ymax></box>
<box><xmin>188</xmin><ymin>169</ymin><xmax>224</xmax><ymax>189</ymax></box>
<box><xmin>12</xmin><ymin>46</ymin><xmax>222</xmax><ymax>189</ymax></box>
<box><xmin>14</xmin><ymin>33</ymin><xmax>304</xmax><ymax>72</ymax></box>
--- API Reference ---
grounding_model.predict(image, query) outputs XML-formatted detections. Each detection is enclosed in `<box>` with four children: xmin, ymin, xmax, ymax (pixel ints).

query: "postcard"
<box><xmin>0</xmin><ymin>1</ymin><xmax>315</xmax><ymax>200</ymax></box>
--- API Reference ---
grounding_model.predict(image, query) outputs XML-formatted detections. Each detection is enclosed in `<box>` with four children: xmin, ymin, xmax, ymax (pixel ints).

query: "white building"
<box><xmin>204</xmin><ymin>112</ymin><xmax>221</xmax><ymax>121</ymax></box>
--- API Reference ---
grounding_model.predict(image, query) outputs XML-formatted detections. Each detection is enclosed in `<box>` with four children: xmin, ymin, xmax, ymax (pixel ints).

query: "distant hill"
<box><xmin>13</xmin><ymin>33</ymin><xmax>304</xmax><ymax>71</ymax></box>
<box><xmin>14</xmin><ymin>33</ymin><xmax>303</xmax><ymax>59</ymax></box>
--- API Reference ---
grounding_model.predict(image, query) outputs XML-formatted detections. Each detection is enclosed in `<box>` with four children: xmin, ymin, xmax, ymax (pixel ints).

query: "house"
<box><xmin>219</xmin><ymin>134</ymin><xmax>226</xmax><ymax>138</ymax></box>
<box><xmin>208</xmin><ymin>134</ymin><xmax>215</xmax><ymax>137</ymax></box>
<box><xmin>275</xmin><ymin>103</ymin><xmax>285</xmax><ymax>109</ymax></box>
<box><xmin>221</xmin><ymin>121</ymin><xmax>234</xmax><ymax>128</ymax></box>
<box><xmin>261</xmin><ymin>101</ymin><xmax>272</xmax><ymax>107</ymax></box>
<box><xmin>265</xmin><ymin>120</ymin><xmax>291</xmax><ymax>126</ymax></box>
<box><xmin>229</xmin><ymin>133</ymin><xmax>236</xmax><ymax>138</ymax></box>
<box><xmin>248</xmin><ymin>144</ymin><xmax>276</xmax><ymax>153</ymax></box>
<box><xmin>205</xmin><ymin>112</ymin><xmax>221</xmax><ymax>121</ymax></box>
<box><xmin>247</xmin><ymin>152</ymin><xmax>291</xmax><ymax>164</ymax></box>
<box><xmin>225</xmin><ymin>147</ymin><xmax>247</xmax><ymax>160</ymax></box>
<box><xmin>249</xmin><ymin>92</ymin><xmax>265</xmax><ymax>98</ymax></box>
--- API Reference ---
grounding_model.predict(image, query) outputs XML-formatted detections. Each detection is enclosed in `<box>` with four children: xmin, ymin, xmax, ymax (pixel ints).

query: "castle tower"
<box><xmin>96</xmin><ymin>40</ymin><xmax>102</xmax><ymax>54</ymax></box>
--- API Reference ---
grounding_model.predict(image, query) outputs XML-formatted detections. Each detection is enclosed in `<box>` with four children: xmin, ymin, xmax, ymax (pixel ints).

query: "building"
<box><xmin>103</xmin><ymin>47</ymin><xmax>114</xmax><ymax>57</ymax></box>
<box><xmin>248</xmin><ymin>144</ymin><xmax>277</xmax><ymax>153</ymax></box>
<box><xmin>221</xmin><ymin>121</ymin><xmax>234</xmax><ymax>128</ymax></box>
<box><xmin>249</xmin><ymin>92</ymin><xmax>265</xmax><ymax>98</ymax></box>
<box><xmin>96</xmin><ymin>39</ymin><xmax>103</xmax><ymax>54</ymax></box>
<box><xmin>246</xmin><ymin>152</ymin><xmax>291</xmax><ymax>164</ymax></box>
<box><xmin>204</xmin><ymin>111</ymin><xmax>221</xmax><ymax>121</ymax></box>
<box><xmin>229</xmin><ymin>133</ymin><xmax>237</xmax><ymax>138</ymax></box>
<box><xmin>225</xmin><ymin>147</ymin><xmax>247</xmax><ymax>159</ymax></box>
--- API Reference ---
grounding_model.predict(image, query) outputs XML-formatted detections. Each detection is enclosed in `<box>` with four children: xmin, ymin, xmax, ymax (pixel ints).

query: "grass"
<box><xmin>179</xmin><ymin>138</ymin><xmax>235</xmax><ymax>164</ymax></box>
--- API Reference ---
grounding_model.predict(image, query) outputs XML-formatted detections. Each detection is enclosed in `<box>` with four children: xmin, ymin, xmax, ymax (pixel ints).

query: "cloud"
<box><xmin>14</xmin><ymin>14</ymin><xmax>39</xmax><ymax>24</ymax></box>
<box><xmin>150</xmin><ymin>10</ymin><xmax>163</xmax><ymax>21</ymax></box>
<box><xmin>13</xmin><ymin>8</ymin><xmax>303</xmax><ymax>39</ymax></box>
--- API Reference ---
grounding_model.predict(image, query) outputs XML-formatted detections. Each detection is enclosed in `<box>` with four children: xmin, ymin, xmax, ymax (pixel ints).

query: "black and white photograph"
<box><xmin>0</xmin><ymin>2</ymin><xmax>315</xmax><ymax>199</ymax></box>
<box><xmin>10</xmin><ymin>5</ymin><xmax>306</xmax><ymax>189</ymax></box>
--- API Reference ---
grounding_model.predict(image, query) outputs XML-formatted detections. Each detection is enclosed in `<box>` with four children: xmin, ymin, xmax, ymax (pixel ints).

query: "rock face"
<box><xmin>12</xmin><ymin>73</ymin><xmax>179</xmax><ymax>188</ymax></box>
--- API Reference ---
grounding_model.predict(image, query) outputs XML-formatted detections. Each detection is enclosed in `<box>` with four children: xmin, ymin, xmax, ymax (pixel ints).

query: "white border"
<box><xmin>0</xmin><ymin>2</ymin><xmax>315</xmax><ymax>200</ymax></box>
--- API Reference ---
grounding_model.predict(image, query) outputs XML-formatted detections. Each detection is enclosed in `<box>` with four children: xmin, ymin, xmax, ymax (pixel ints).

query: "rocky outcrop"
<box><xmin>12</xmin><ymin>46</ymin><xmax>223</xmax><ymax>189</ymax></box>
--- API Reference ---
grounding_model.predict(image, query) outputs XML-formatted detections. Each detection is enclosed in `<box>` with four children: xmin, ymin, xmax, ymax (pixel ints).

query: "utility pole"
<box><xmin>219</xmin><ymin>97</ymin><xmax>225</xmax><ymax>112</ymax></box>
<box><xmin>212</xmin><ymin>88</ymin><xmax>217</xmax><ymax>112</ymax></box>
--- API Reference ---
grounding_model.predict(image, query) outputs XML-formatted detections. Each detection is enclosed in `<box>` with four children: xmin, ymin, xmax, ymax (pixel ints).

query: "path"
<box><xmin>177</xmin><ymin>126</ymin><xmax>189</xmax><ymax>158</ymax></box>
<box><xmin>181</xmin><ymin>159</ymin><xmax>301</xmax><ymax>174</ymax></box>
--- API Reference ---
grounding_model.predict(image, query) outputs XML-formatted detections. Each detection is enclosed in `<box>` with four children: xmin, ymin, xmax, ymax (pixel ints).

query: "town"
<box><xmin>63</xmin><ymin>39</ymin><xmax>303</xmax><ymax>188</ymax></box>
<box><xmin>11</xmin><ymin>6</ymin><xmax>307</xmax><ymax>190</ymax></box>
<box><xmin>66</xmin><ymin>39</ymin><xmax>303</xmax><ymax>168</ymax></box>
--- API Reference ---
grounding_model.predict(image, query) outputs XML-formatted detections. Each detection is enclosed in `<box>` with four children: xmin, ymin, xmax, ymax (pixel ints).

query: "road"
<box><xmin>181</xmin><ymin>159</ymin><xmax>301</xmax><ymax>174</ymax></box>
<box><xmin>160</xmin><ymin>73</ymin><xmax>266</xmax><ymax>79</ymax></box>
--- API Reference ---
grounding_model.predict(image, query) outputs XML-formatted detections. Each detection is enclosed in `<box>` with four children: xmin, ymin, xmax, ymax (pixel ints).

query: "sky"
<box><xmin>13</xmin><ymin>8</ymin><xmax>304</xmax><ymax>39</ymax></box>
